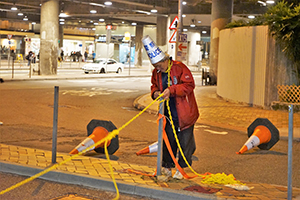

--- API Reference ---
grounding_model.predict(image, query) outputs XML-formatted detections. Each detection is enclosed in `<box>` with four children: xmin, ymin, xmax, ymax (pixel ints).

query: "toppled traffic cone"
<box><xmin>136</xmin><ymin>141</ymin><xmax>158</xmax><ymax>155</ymax></box>
<box><xmin>236</xmin><ymin>118</ymin><xmax>279</xmax><ymax>154</ymax></box>
<box><xmin>69</xmin><ymin>126</ymin><xmax>110</xmax><ymax>154</ymax></box>
<box><xmin>70</xmin><ymin>119</ymin><xmax>119</xmax><ymax>155</ymax></box>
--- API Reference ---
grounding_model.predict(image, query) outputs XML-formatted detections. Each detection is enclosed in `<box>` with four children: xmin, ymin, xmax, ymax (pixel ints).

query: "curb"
<box><xmin>0</xmin><ymin>161</ymin><xmax>219</xmax><ymax>200</ymax></box>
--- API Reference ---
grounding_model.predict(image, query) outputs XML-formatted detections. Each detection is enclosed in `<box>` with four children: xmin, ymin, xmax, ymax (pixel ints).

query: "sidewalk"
<box><xmin>1</xmin><ymin>143</ymin><xmax>300</xmax><ymax>200</ymax></box>
<box><xmin>1</xmin><ymin>65</ymin><xmax>300</xmax><ymax>199</ymax></box>
<box><xmin>135</xmin><ymin>86</ymin><xmax>300</xmax><ymax>140</ymax></box>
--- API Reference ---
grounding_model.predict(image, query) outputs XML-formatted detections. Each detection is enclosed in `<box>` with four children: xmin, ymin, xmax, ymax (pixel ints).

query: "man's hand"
<box><xmin>162</xmin><ymin>88</ymin><xmax>170</xmax><ymax>99</ymax></box>
<box><xmin>153</xmin><ymin>91</ymin><xmax>161</xmax><ymax>99</ymax></box>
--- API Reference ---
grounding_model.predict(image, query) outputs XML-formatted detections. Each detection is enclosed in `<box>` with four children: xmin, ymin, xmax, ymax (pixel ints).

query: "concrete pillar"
<box><xmin>135</xmin><ymin>25</ymin><xmax>143</xmax><ymax>67</ymax></box>
<box><xmin>59</xmin><ymin>25</ymin><xmax>63</xmax><ymax>48</ymax></box>
<box><xmin>40</xmin><ymin>0</ymin><xmax>59</xmax><ymax>75</ymax></box>
<box><xmin>156</xmin><ymin>16</ymin><xmax>168</xmax><ymax>46</ymax></box>
<box><xmin>209</xmin><ymin>0</ymin><xmax>233</xmax><ymax>85</ymax></box>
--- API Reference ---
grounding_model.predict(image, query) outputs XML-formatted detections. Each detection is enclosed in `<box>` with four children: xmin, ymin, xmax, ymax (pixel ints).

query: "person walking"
<box><xmin>25</xmin><ymin>51</ymin><xmax>33</xmax><ymax>66</ymax></box>
<box><xmin>60</xmin><ymin>50</ymin><xmax>64</xmax><ymax>61</ymax></box>
<box><xmin>142</xmin><ymin>35</ymin><xmax>199</xmax><ymax>179</ymax></box>
<box><xmin>84</xmin><ymin>51</ymin><xmax>88</xmax><ymax>62</ymax></box>
<box><xmin>92</xmin><ymin>51</ymin><xmax>96</xmax><ymax>62</ymax></box>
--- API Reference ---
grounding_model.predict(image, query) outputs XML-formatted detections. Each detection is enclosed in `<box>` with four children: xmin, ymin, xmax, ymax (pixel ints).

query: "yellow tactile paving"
<box><xmin>1</xmin><ymin>143</ymin><xmax>300</xmax><ymax>200</ymax></box>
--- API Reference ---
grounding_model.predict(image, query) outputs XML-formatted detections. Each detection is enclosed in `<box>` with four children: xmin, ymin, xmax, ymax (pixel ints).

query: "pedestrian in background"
<box><xmin>142</xmin><ymin>35</ymin><xmax>199</xmax><ymax>179</ymax></box>
<box><xmin>84</xmin><ymin>51</ymin><xmax>88</xmax><ymax>62</ymax></box>
<box><xmin>92</xmin><ymin>51</ymin><xmax>96</xmax><ymax>62</ymax></box>
<box><xmin>25</xmin><ymin>51</ymin><xmax>33</xmax><ymax>66</ymax></box>
<box><xmin>60</xmin><ymin>50</ymin><xmax>64</xmax><ymax>61</ymax></box>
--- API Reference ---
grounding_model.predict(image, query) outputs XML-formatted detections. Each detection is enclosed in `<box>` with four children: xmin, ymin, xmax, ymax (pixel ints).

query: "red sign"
<box><xmin>7</xmin><ymin>34</ymin><xmax>12</xmax><ymax>40</ymax></box>
<box><xmin>178</xmin><ymin>43</ymin><xmax>187</xmax><ymax>51</ymax></box>
<box><xmin>169</xmin><ymin>16</ymin><xmax>179</xmax><ymax>30</ymax></box>
<box><xmin>106</xmin><ymin>25</ymin><xmax>112</xmax><ymax>30</ymax></box>
<box><xmin>169</xmin><ymin>30</ymin><xmax>177</xmax><ymax>43</ymax></box>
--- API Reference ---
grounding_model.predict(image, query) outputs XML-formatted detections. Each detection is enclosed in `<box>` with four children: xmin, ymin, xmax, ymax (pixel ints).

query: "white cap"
<box><xmin>142</xmin><ymin>35</ymin><xmax>166</xmax><ymax>64</ymax></box>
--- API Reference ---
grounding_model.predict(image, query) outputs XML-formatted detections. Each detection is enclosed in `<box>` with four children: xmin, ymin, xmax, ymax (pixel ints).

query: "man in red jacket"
<box><xmin>143</xmin><ymin>35</ymin><xmax>199</xmax><ymax>179</ymax></box>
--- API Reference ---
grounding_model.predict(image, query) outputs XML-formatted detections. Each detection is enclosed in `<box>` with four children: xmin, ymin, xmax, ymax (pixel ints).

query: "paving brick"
<box><xmin>236</xmin><ymin>197</ymin><xmax>259</xmax><ymax>199</ymax></box>
<box><xmin>37</xmin><ymin>163</ymin><xmax>48</xmax><ymax>168</ymax></box>
<box><xmin>1</xmin><ymin>148</ymin><xmax>10</xmax><ymax>153</ymax></box>
<box><xmin>99</xmin><ymin>174</ymin><xmax>111</xmax><ymax>179</ymax></box>
<box><xmin>18</xmin><ymin>160</ymin><xmax>28</xmax><ymax>165</ymax></box>
<box><xmin>123</xmin><ymin>179</ymin><xmax>135</xmax><ymax>183</ymax></box>
<box><xmin>10</xmin><ymin>152</ymin><xmax>19</xmax><ymax>157</ymax></box>
<box><xmin>66</xmin><ymin>167</ymin><xmax>77</xmax><ymax>172</ymax></box>
<box><xmin>75</xmin><ymin>170</ymin><xmax>89</xmax><ymax>174</ymax></box>
<box><xmin>87</xmin><ymin>170</ymin><xmax>99</xmax><ymax>176</ymax></box>
<box><xmin>255</xmin><ymin>195</ymin><xmax>272</xmax><ymax>200</ymax></box>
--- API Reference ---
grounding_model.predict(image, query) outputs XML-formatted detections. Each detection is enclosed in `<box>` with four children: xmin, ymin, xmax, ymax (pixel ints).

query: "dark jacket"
<box><xmin>151</xmin><ymin>60</ymin><xmax>199</xmax><ymax>130</ymax></box>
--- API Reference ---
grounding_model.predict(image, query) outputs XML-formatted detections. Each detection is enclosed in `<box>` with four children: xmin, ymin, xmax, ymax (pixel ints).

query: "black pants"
<box><xmin>162</xmin><ymin>122</ymin><xmax>196</xmax><ymax>169</ymax></box>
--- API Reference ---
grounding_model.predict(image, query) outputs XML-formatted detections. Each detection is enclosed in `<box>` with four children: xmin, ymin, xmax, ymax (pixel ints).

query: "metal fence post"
<box><xmin>156</xmin><ymin>98</ymin><xmax>164</xmax><ymax>176</ymax></box>
<box><xmin>29</xmin><ymin>62</ymin><xmax>32</xmax><ymax>78</ymax></box>
<box><xmin>11</xmin><ymin>58</ymin><xmax>14</xmax><ymax>79</ymax></box>
<box><xmin>287</xmin><ymin>104</ymin><xmax>293</xmax><ymax>200</ymax></box>
<box><xmin>52</xmin><ymin>86</ymin><xmax>59</xmax><ymax>164</ymax></box>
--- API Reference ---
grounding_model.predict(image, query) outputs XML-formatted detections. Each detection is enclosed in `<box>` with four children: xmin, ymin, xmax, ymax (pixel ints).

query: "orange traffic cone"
<box><xmin>69</xmin><ymin>126</ymin><xmax>111</xmax><ymax>154</ymax></box>
<box><xmin>236</xmin><ymin>125</ymin><xmax>271</xmax><ymax>154</ymax></box>
<box><xmin>136</xmin><ymin>141</ymin><xmax>158</xmax><ymax>155</ymax></box>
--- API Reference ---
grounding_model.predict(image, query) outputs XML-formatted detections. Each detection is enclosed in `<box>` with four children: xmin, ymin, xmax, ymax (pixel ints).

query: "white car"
<box><xmin>82</xmin><ymin>58</ymin><xmax>124</xmax><ymax>74</ymax></box>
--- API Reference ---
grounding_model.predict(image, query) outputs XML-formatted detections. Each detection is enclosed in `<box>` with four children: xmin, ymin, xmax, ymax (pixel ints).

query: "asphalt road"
<box><xmin>0</xmin><ymin>172</ymin><xmax>157</xmax><ymax>200</ymax></box>
<box><xmin>0</xmin><ymin>77</ymin><xmax>299</xmax><ymax>196</ymax></box>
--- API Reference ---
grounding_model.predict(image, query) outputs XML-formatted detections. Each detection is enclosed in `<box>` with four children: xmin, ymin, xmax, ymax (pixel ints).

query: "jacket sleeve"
<box><xmin>168</xmin><ymin>63</ymin><xmax>195</xmax><ymax>97</ymax></box>
<box><xmin>150</xmin><ymin>69</ymin><xmax>160</xmax><ymax>100</ymax></box>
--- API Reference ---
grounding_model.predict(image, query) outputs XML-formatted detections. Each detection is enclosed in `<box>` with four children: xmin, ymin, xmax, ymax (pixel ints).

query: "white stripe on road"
<box><xmin>204</xmin><ymin>129</ymin><xmax>228</xmax><ymax>135</ymax></box>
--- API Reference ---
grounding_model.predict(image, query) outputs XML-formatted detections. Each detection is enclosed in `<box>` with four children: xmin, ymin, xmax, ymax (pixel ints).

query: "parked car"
<box><xmin>82</xmin><ymin>58</ymin><xmax>124</xmax><ymax>74</ymax></box>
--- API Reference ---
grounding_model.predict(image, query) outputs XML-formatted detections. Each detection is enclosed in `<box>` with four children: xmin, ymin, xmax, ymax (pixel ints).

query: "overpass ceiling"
<box><xmin>0</xmin><ymin>0</ymin><xmax>269</xmax><ymax>33</ymax></box>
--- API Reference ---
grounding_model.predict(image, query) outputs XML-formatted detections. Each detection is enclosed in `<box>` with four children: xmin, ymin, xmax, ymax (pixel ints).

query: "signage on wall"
<box><xmin>169</xmin><ymin>16</ymin><xmax>179</xmax><ymax>43</ymax></box>
<box><xmin>169</xmin><ymin>30</ymin><xmax>177</xmax><ymax>43</ymax></box>
<box><xmin>24</xmin><ymin>37</ymin><xmax>31</xmax><ymax>42</ymax></box>
<box><xmin>7</xmin><ymin>34</ymin><xmax>12</xmax><ymax>40</ymax></box>
<box><xmin>169</xmin><ymin>16</ymin><xmax>179</xmax><ymax>30</ymax></box>
<box><xmin>124</xmin><ymin>32</ymin><xmax>131</xmax><ymax>41</ymax></box>
<box><xmin>177</xmin><ymin>33</ymin><xmax>187</xmax><ymax>61</ymax></box>
<box><xmin>106</xmin><ymin>24</ymin><xmax>112</xmax><ymax>30</ymax></box>
<box><xmin>105</xmin><ymin>24</ymin><xmax>117</xmax><ymax>30</ymax></box>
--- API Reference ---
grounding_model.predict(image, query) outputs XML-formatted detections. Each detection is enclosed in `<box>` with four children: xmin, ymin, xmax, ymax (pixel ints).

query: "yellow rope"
<box><xmin>165</xmin><ymin>61</ymin><xmax>243</xmax><ymax>185</ymax></box>
<box><xmin>0</xmin><ymin>94</ymin><xmax>164</xmax><ymax>197</ymax></box>
<box><xmin>0</xmin><ymin>59</ymin><xmax>242</xmax><ymax>196</ymax></box>
<box><xmin>105</xmin><ymin>140</ymin><xmax>120</xmax><ymax>200</ymax></box>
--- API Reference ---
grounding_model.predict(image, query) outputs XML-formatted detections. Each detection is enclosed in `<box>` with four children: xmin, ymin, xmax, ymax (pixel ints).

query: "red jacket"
<box><xmin>151</xmin><ymin>60</ymin><xmax>199</xmax><ymax>130</ymax></box>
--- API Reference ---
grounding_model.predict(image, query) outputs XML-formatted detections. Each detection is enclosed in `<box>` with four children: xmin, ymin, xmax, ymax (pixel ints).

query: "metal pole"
<box><xmin>287</xmin><ymin>104</ymin><xmax>293</xmax><ymax>200</ymax></box>
<box><xmin>52</xmin><ymin>86</ymin><xmax>59</xmax><ymax>164</ymax></box>
<box><xmin>128</xmin><ymin>40</ymin><xmax>131</xmax><ymax>76</ymax></box>
<box><xmin>11</xmin><ymin>56</ymin><xmax>14</xmax><ymax>79</ymax></box>
<box><xmin>105</xmin><ymin>44</ymin><xmax>109</xmax><ymax>72</ymax></box>
<box><xmin>0</xmin><ymin>34</ymin><xmax>1</xmax><ymax>68</ymax></box>
<box><xmin>29</xmin><ymin>62</ymin><xmax>32</xmax><ymax>78</ymax></box>
<box><xmin>156</xmin><ymin>98</ymin><xmax>164</xmax><ymax>176</ymax></box>
<box><xmin>175</xmin><ymin>0</ymin><xmax>183</xmax><ymax>61</ymax></box>
<box><xmin>7</xmin><ymin>47</ymin><xmax>10</xmax><ymax>68</ymax></box>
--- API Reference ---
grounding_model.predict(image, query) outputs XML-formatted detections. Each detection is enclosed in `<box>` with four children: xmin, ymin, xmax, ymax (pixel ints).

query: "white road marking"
<box><xmin>204</xmin><ymin>129</ymin><xmax>228</xmax><ymax>135</ymax></box>
<box><xmin>195</xmin><ymin>125</ymin><xmax>210</xmax><ymax>128</ymax></box>
<box><xmin>62</xmin><ymin>88</ymin><xmax>138</xmax><ymax>97</ymax></box>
